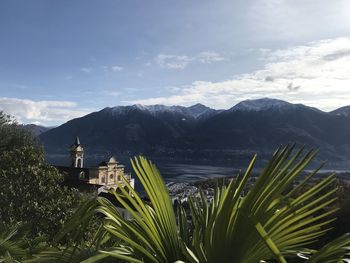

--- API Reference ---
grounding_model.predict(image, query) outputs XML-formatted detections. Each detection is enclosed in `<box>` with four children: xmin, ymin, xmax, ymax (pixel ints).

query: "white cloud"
<box><xmin>85</xmin><ymin>90</ymin><xmax>121</xmax><ymax>97</ymax></box>
<box><xmin>111</xmin><ymin>65</ymin><xmax>123</xmax><ymax>72</ymax></box>
<box><xmin>31</xmin><ymin>120</ymin><xmax>45</xmax><ymax>126</ymax></box>
<box><xmin>0</xmin><ymin>97</ymin><xmax>89</xmax><ymax>125</ymax></box>
<box><xmin>155</xmin><ymin>54</ymin><xmax>193</xmax><ymax>69</ymax></box>
<box><xmin>101</xmin><ymin>65</ymin><xmax>124</xmax><ymax>73</ymax></box>
<box><xmin>197</xmin><ymin>52</ymin><xmax>224</xmax><ymax>64</ymax></box>
<box><xmin>102</xmin><ymin>91</ymin><xmax>120</xmax><ymax>97</ymax></box>
<box><xmin>0</xmin><ymin>83</ymin><xmax>29</xmax><ymax>90</ymax></box>
<box><xmin>249</xmin><ymin>0</ymin><xmax>350</xmax><ymax>41</ymax></box>
<box><xmin>80</xmin><ymin>67</ymin><xmax>92</xmax><ymax>73</ymax></box>
<box><xmin>130</xmin><ymin>38</ymin><xmax>350</xmax><ymax>111</ymax></box>
<box><xmin>154</xmin><ymin>51</ymin><xmax>224</xmax><ymax>69</ymax></box>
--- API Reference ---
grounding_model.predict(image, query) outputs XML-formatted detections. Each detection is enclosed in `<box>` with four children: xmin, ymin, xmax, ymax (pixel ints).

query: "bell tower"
<box><xmin>70</xmin><ymin>136</ymin><xmax>84</xmax><ymax>168</ymax></box>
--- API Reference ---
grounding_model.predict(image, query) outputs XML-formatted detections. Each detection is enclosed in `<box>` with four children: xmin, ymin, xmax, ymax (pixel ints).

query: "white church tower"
<box><xmin>70</xmin><ymin>136</ymin><xmax>84</xmax><ymax>168</ymax></box>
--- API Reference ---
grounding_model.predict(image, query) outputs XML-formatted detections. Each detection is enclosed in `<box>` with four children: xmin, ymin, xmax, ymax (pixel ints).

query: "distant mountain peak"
<box><xmin>101</xmin><ymin>104</ymin><xmax>145</xmax><ymax>115</ymax></box>
<box><xmin>331</xmin><ymin>105</ymin><xmax>350</xmax><ymax>116</ymax></box>
<box><xmin>187</xmin><ymin>103</ymin><xmax>215</xmax><ymax>118</ymax></box>
<box><xmin>103</xmin><ymin>103</ymin><xmax>216</xmax><ymax>119</ymax></box>
<box><xmin>230</xmin><ymin>98</ymin><xmax>297</xmax><ymax>112</ymax></box>
<box><xmin>143</xmin><ymin>104</ymin><xmax>183</xmax><ymax>113</ymax></box>
<box><xmin>188</xmin><ymin>103</ymin><xmax>208</xmax><ymax>109</ymax></box>
<box><xmin>131</xmin><ymin>104</ymin><xmax>146</xmax><ymax>109</ymax></box>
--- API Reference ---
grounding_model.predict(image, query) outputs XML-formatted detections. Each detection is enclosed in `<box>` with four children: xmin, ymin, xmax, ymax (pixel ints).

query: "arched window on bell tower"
<box><xmin>70</xmin><ymin>136</ymin><xmax>84</xmax><ymax>168</ymax></box>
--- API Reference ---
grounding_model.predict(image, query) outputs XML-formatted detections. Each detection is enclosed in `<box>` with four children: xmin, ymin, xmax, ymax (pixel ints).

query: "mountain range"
<box><xmin>38</xmin><ymin>98</ymin><xmax>350</xmax><ymax>168</ymax></box>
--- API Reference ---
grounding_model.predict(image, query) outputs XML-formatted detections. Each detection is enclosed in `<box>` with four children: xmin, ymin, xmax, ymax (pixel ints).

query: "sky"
<box><xmin>0</xmin><ymin>0</ymin><xmax>350</xmax><ymax>126</ymax></box>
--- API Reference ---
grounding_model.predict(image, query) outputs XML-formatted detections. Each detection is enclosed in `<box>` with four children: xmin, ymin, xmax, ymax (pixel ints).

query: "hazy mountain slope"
<box><xmin>22</xmin><ymin>124</ymin><xmax>51</xmax><ymax>136</ymax></box>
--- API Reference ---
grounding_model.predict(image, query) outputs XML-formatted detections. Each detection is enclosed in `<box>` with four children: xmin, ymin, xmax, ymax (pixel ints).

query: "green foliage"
<box><xmin>51</xmin><ymin>146</ymin><xmax>350</xmax><ymax>263</ymax></box>
<box><xmin>0</xmin><ymin>223</ymin><xmax>27</xmax><ymax>262</ymax></box>
<box><xmin>0</xmin><ymin>112</ymin><xmax>36</xmax><ymax>152</ymax></box>
<box><xmin>27</xmin><ymin>246</ymin><xmax>109</xmax><ymax>263</ymax></box>
<box><xmin>0</xmin><ymin>112</ymin><xmax>80</xmax><ymax>241</ymax></box>
<box><xmin>1</xmin><ymin>141</ymin><xmax>346</xmax><ymax>262</ymax></box>
<box><xmin>183</xmin><ymin>146</ymin><xmax>340</xmax><ymax>262</ymax></box>
<box><xmin>59</xmin><ymin>157</ymin><xmax>187</xmax><ymax>262</ymax></box>
<box><xmin>305</xmin><ymin>233</ymin><xmax>350</xmax><ymax>262</ymax></box>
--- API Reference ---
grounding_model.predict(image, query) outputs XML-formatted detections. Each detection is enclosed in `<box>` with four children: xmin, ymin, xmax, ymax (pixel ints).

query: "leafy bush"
<box><xmin>0</xmin><ymin>112</ymin><xmax>80</xmax><ymax>241</ymax></box>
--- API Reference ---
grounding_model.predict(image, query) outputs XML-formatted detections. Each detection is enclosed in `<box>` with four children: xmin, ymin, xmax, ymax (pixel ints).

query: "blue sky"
<box><xmin>1</xmin><ymin>0</ymin><xmax>350</xmax><ymax>125</ymax></box>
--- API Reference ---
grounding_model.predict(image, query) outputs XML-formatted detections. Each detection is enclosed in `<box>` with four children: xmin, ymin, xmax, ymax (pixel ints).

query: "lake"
<box><xmin>46</xmin><ymin>154</ymin><xmax>349</xmax><ymax>191</ymax></box>
<box><xmin>46</xmin><ymin>154</ymin><xmax>250</xmax><ymax>185</ymax></box>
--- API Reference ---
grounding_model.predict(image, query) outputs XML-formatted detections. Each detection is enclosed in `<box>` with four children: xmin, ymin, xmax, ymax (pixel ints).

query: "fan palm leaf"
<box><xmin>181</xmin><ymin>145</ymin><xmax>343</xmax><ymax>262</ymax></box>
<box><xmin>57</xmin><ymin>156</ymin><xmax>189</xmax><ymax>262</ymax></box>
<box><xmin>0</xmin><ymin>223</ymin><xmax>27</xmax><ymax>262</ymax></box>
<box><xmin>305</xmin><ymin>233</ymin><xmax>350</xmax><ymax>262</ymax></box>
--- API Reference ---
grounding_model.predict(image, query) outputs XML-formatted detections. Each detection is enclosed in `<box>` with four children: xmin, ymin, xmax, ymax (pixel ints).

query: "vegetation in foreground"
<box><xmin>34</xmin><ymin>147</ymin><xmax>350</xmax><ymax>263</ymax></box>
<box><xmin>0</xmin><ymin>112</ymin><xmax>84</xmax><ymax>262</ymax></box>
<box><xmin>0</xmin><ymin>112</ymin><xmax>81</xmax><ymax>241</ymax></box>
<box><xmin>1</xmin><ymin>111</ymin><xmax>350</xmax><ymax>262</ymax></box>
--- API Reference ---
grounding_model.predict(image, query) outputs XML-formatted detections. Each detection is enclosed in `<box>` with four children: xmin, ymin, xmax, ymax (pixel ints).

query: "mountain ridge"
<box><xmin>229</xmin><ymin>98</ymin><xmax>321</xmax><ymax>113</ymax></box>
<box><xmin>101</xmin><ymin>103</ymin><xmax>218</xmax><ymax>120</ymax></box>
<box><xmin>39</xmin><ymin>98</ymin><xmax>350</xmax><ymax>167</ymax></box>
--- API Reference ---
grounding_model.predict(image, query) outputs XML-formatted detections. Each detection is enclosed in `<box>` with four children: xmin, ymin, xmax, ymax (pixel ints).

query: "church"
<box><xmin>56</xmin><ymin>136</ymin><xmax>135</xmax><ymax>193</ymax></box>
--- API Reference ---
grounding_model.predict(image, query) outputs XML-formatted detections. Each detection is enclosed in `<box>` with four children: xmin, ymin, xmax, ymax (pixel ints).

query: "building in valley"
<box><xmin>56</xmin><ymin>136</ymin><xmax>135</xmax><ymax>194</ymax></box>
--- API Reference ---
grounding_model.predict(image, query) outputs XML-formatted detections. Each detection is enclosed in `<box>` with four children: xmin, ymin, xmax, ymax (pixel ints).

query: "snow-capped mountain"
<box><xmin>103</xmin><ymin>103</ymin><xmax>217</xmax><ymax>120</ymax></box>
<box><xmin>230</xmin><ymin>98</ymin><xmax>292</xmax><ymax>111</ymax></box>
<box><xmin>39</xmin><ymin>98</ymin><xmax>350</xmax><ymax>166</ymax></box>
<box><xmin>229</xmin><ymin>98</ymin><xmax>316</xmax><ymax>112</ymax></box>
<box><xmin>186</xmin><ymin>103</ymin><xmax>219</xmax><ymax>119</ymax></box>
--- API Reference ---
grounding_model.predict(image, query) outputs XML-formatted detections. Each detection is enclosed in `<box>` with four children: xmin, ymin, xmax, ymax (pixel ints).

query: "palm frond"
<box><xmin>92</xmin><ymin>156</ymin><xmax>189</xmax><ymax>262</ymax></box>
<box><xmin>0</xmin><ymin>223</ymin><xmax>27</xmax><ymax>261</ymax></box>
<box><xmin>26</xmin><ymin>246</ymin><xmax>109</xmax><ymax>263</ymax></box>
<box><xmin>187</xmin><ymin>145</ymin><xmax>340</xmax><ymax>263</ymax></box>
<box><xmin>305</xmin><ymin>233</ymin><xmax>350</xmax><ymax>262</ymax></box>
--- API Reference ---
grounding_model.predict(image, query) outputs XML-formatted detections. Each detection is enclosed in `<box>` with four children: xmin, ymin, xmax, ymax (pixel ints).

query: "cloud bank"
<box><xmin>0</xmin><ymin>97</ymin><xmax>89</xmax><ymax>126</ymax></box>
<box><xmin>131</xmin><ymin>38</ymin><xmax>350</xmax><ymax>111</ymax></box>
<box><xmin>154</xmin><ymin>51</ymin><xmax>224</xmax><ymax>69</ymax></box>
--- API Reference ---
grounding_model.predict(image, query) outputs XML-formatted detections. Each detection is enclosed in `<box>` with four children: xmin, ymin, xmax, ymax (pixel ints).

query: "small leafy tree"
<box><xmin>0</xmin><ymin>112</ymin><xmax>37</xmax><ymax>152</ymax></box>
<box><xmin>0</xmin><ymin>112</ymin><xmax>80</xmax><ymax>241</ymax></box>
